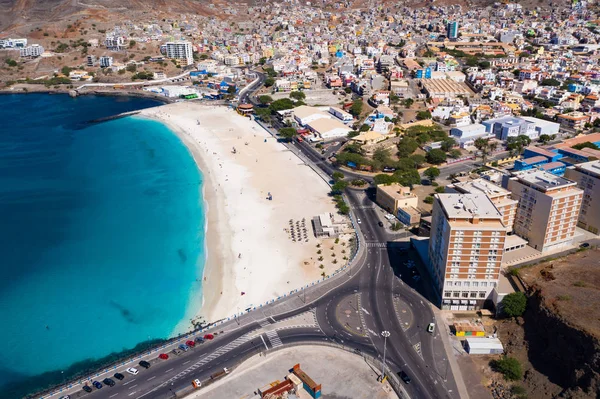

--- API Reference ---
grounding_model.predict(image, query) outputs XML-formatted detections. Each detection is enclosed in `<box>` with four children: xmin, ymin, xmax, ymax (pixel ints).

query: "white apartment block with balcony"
<box><xmin>507</xmin><ymin>170</ymin><xmax>583</xmax><ymax>252</ymax></box>
<box><xmin>564</xmin><ymin>160</ymin><xmax>600</xmax><ymax>235</ymax></box>
<box><xmin>165</xmin><ymin>41</ymin><xmax>193</xmax><ymax>66</ymax></box>
<box><xmin>429</xmin><ymin>194</ymin><xmax>507</xmax><ymax>310</ymax></box>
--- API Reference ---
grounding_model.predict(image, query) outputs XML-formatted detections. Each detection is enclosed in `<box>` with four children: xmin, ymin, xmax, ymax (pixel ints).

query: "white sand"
<box><xmin>139</xmin><ymin>103</ymin><xmax>339</xmax><ymax>328</ymax></box>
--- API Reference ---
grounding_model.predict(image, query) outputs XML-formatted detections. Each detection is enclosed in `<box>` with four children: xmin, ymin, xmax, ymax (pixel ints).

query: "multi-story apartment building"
<box><xmin>429</xmin><ymin>193</ymin><xmax>507</xmax><ymax>310</ymax></box>
<box><xmin>376</xmin><ymin>184</ymin><xmax>419</xmax><ymax>216</ymax></box>
<box><xmin>446</xmin><ymin>178</ymin><xmax>518</xmax><ymax>233</ymax></box>
<box><xmin>105</xmin><ymin>36</ymin><xmax>125</xmax><ymax>50</ymax></box>
<box><xmin>557</xmin><ymin>111</ymin><xmax>590</xmax><ymax>131</ymax></box>
<box><xmin>165</xmin><ymin>41</ymin><xmax>193</xmax><ymax>66</ymax></box>
<box><xmin>19</xmin><ymin>44</ymin><xmax>44</xmax><ymax>57</ymax></box>
<box><xmin>564</xmin><ymin>160</ymin><xmax>600</xmax><ymax>234</ymax></box>
<box><xmin>99</xmin><ymin>56</ymin><xmax>113</xmax><ymax>68</ymax></box>
<box><xmin>506</xmin><ymin>170</ymin><xmax>583</xmax><ymax>252</ymax></box>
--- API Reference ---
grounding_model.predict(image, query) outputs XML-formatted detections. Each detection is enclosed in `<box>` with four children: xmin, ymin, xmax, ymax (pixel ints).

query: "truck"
<box><xmin>210</xmin><ymin>368</ymin><xmax>230</xmax><ymax>380</ymax></box>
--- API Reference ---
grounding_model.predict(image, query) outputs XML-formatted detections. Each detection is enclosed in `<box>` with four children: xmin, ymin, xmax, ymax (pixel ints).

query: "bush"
<box><xmin>435</xmin><ymin>186</ymin><xmax>445</xmax><ymax>193</ymax></box>
<box><xmin>502</xmin><ymin>292</ymin><xmax>527</xmax><ymax>317</ymax></box>
<box><xmin>490</xmin><ymin>357</ymin><xmax>523</xmax><ymax>381</ymax></box>
<box><xmin>511</xmin><ymin>385</ymin><xmax>527</xmax><ymax>398</ymax></box>
<box><xmin>351</xmin><ymin>179</ymin><xmax>367</xmax><ymax>187</ymax></box>
<box><xmin>424</xmin><ymin>196</ymin><xmax>434</xmax><ymax>204</ymax></box>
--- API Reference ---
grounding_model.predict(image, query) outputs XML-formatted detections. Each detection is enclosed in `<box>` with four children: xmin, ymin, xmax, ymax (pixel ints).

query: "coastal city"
<box><xmin>1</xmin><ymin>0</ymin><xmax>600</xmax><ymax>398</ymax></box>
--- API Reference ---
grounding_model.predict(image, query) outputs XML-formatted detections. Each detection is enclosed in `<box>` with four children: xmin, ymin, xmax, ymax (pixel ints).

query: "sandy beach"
<box><xmin>139</xmin><ymin>103</ymin><xmax>346</xmax><ymax>329</ymax></box>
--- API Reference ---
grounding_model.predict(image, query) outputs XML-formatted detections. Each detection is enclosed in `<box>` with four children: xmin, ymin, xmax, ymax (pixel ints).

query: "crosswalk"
<box><xmin>265</xmin><ymin>330</ymin><xmax>283</xmax><ymax>348</ymax></box>
<box><xmin>164</xmin><ymin>334</ymin><xmax>250</xmax><ymax>385</ymax></box>
<box><xmin>365</xmin><ymin>242</ymin><xmax>387</xmax><ymax>248</ymax></box>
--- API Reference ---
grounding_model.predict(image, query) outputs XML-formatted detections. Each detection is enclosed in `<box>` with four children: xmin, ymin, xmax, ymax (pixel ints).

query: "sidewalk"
<box><xmin>430</xmin><ymin>306</ymin><xmax>470</xmax><ymax>399</ymax></box>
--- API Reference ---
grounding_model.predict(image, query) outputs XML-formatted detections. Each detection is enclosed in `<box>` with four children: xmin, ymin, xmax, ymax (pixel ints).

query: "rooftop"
<box><xmin>377</xmin><ymin>183</ymin><xmax>416</xmax><ymax>199</ymax></box>
<box><xmin>436</xmin><ymin>193</ymin><xmax>503</xmax><ymax>220</ymax></box>
<box><xmin>574</xmin><ymin>160</ymin><xmax>600</xmax><ymax>178</ymax></box>
<box><xmin>513</xmin><ymin>169</ymin><xmax>577</xmax><ymax>191</ymax></box>
<box><xmin>450</xmin><ymin>178</ymin><xmax>510</xmax><ymax>199</ymax></box>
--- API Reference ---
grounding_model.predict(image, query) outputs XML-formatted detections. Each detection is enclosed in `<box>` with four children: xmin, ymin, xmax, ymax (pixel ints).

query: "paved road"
<box><xmin>43</xmin><ymin>69</ymin><xmax>461</xmax><ymax>399</ymax></box>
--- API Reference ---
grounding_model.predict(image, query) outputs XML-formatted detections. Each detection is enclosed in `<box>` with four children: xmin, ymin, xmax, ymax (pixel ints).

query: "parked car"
<box><xmin>192</xmin><ymin>379</ymin><xmax>202</xmax><ymax>389</ymax></box>
<box><xmin>59</xmin><ymin>396</ymin><xmax>70</xmax><ymax>399</ymax></box>
<box><xmin>171</xmin><ymin>348</ymin><xmax>183</xmax><ymax>356</ymax></box>
<box><xmin>186</xmin><ymin>340</ymin><xmax>196</xmax><ymax>347</ymax></box>
<box><xmin>103</xmin><ymin>378</ymin><xmax>115</xmax><ymax>387</ymax></box>
<box><xmin>179</xmin><ymin>344</ymin><xmax>190</xmax><ymax>352</ymax></box>
<box><xmin>159</xmin><ymin>353</ymin><xmax>169</xmax><ymax>360</ymax></box>
<box><xmin>203</xmin><ymin>333</ymin><xmax>214</xmax><ymax>340</ymax></box>
<box><xmin>126</xmin><ymin>367</ymin><xmax>139</xmax><ymax>375</ymax></box>
<box><xmin>580</xmin><ymin>242</ymin><xmax>590</xmax><ymax>248</ymax></box>
<box><xmin>399</xmin><ymin>371</ymin><xmax>411</xmax><ymax>384</ymax></box>
<box><xmin>113</xmin><ymin>373</ymin><xmax>125</xmax><ymax>380</ymax></box>
<box><xmin>195</xmin><ymin>336</ymin><xmax>205</xmax><ymax>344</ymax></box>
<box><xmin>82</xmin><ymin>385</ymin><xmax>92</xmax><ymax>393</ymax></box>
<box><xmin>427</xmin><ymin>323</ymin><xmax>435</xmax><ymax>333</ymax></box>
<box><xmin>92</xmin><ymin>381</ymin><xmax>102</xmax><ymax>389</ymax></box>
<box><xmin>139</xmin><ymin>360</ymin><xmax>151</xmax><ymax>369</ymax></box>
<box><xmin>378</xmin><ymin>221</ymin><xmax>384</xmax><ymax>227</ymax></box>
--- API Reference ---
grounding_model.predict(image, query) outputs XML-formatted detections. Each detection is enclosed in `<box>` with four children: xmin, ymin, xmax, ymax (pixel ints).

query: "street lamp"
<box><xmin>380</xmin><ymin>330</ymin><xmax>391</xmax><ymax>382</ymax></box>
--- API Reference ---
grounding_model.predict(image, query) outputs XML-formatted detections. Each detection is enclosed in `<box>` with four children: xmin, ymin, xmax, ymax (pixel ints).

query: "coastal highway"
<box><xmin>44</xmin><ymin>70</ymin><xmax>460</xmax><ymax>399</ymax></box>
<box><xmin>57</xmin><ymin>187</ymin><xmax>459</xmax><ymax>399</ymax></box>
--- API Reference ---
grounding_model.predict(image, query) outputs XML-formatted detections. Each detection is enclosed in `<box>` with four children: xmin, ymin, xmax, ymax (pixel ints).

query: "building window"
<box><xmin>478</xmin><ymin>292</ymin><xmax>486</xmax><ymax>298</ymax></box>
<box><xmin>453</xmin><ymin>292</ymin><xmax>460</xmax><ymax>298</ymax></box>
<box><xmin>462</xmin><ymin>292</ymin><xmax>469</xmax><ymax>298</ymax></box>
<box><xmin>470</xmin><ymin>292</ymin><xmax>477</xmax><ymax>298</ymax></box>
<box><xmin>444</xmin><ymin>292</ymin><xmax>452</xmax><ymax>297</ymax></box>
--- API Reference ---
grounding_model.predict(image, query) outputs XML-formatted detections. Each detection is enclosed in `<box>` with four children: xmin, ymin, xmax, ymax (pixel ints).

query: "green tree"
<box><xmin>502</xmin><ymin>292</ymin><xmax>527</xmax><ymax>318</ymax></box>
<box><xmin>359</xmin><ymin>124</ymin><xmax>371</xmax><ymax>132</ymax></box>
<box><xmin>332</xmin><ymin>171</ymin><xmax>345</xmax><ymax>182</ymax></box>
<box><xmin>478</xmin><ymin>60</ymin><xmax>491</xmax><ymax>69</ymax></box>
<box><xmin>347</xmin><ymin>130</ymin><xmax>359</xmax><ymax>138</ymax></box>
<box><xmin>440</xmin><ymin>137</ymin><xmax>456</xmax><ymax>152</ymax></box>
<box><xmin>538</xmin><ymin>134</ymin><xmax>551</xmax><ymax>144</ymax></box>
<box><xmin>264</xmin><ymin>77</ymin><xmax>275</xmax><ymax>87</ymax></box>
<box><xmin>410</xmin><ymin>154</ymin><xmax>426</xmax><ymax>168</ymax></box>
<box><xmin>474</xmin><ymin>137</ymin><xmax>491</xmax><ymax>162</ymax></box>
<box><xmin>394</xmin><ymin>169</ymin><xmax>421</xmax><ymax>187</ymax></box>
<box><xmin>126</xmin><ymin>64</ymin><xmax>137</xmax><ymax>73</ymax></box>
<box><xmin>278</xmin><ymin>127</ymin><xmax>297</xmax><ymax>141</ymax></box>
<box><xmin>426</xmin><ymin>149</ymin><xmax>446</xmax><ymax>165</ymax></box>
<box><xmin>129</xmin><ymin>40</ymin><xmax>136</xmax><ymax>48</ymax></box>
<box><xmin>403</xmin><ymin>98</ymin><xmax>414</xmax><ymax>108</ymax></box>
<box><xmin>424</xmin><ymin>196</ymin><xmax>434</xmax><ymax>204</ymax></box>
<box><xmin>435</xmin><ymin>186</ymin><xmax>445</xmax><ymax>193</ymax></box>
<box><xmin>331</xmin><ymin>180</ymin><xmax>349</xmax><ymax>195</ymax></box>
<box><xmin>490</xmin><ymin>357</ymin><xmax>523</xmax><ymax>381</ymax></box>
<box><xmin>350</xmin><ymin>99</ymin><xmax>363</xmax><ymax>117</ymax></box>
<box><xmin>424</xmin><ymin>167</ymin><xmax>440</xmax><ymax>181</ymax></box>
<box><xmin>290</xmin><ymin>91</ymin><xmax>306</xmax><ymax>101</ymax></box>
<box><xmin>416</xmin><ymin>110</ymin><xmax>432</xmax><ymax>120</ymax></box>
<box><xmin>373</xmin><ymin>174</ymin><xmax>397</xmax><ymax>185</ymax></box>
<box><xmin>449</xmin><ymin>149</ymin><xmax>462</xmax><ymax>159</ymax></box>
<box><xmin>373</xmin><ymin>148</ymin><xmax>392</xmax><ymax>165</ymax></box>
<box><xmin>5</xmin><ymin>58</ymin><xmax>17</xmax><ymax>67</ymax></box>
<box><xmin>540</xmin><ymin>78</ymin><xmax>561</xmax><ymax>87</ymax></box>
<box><xmin>259</xmin><ymin>57</ymin><xmax>267</xmax><ymax>65</ymax></box>
<box><xmin>572</xmin><ymin>141</ymin><xmax>599</xmax><ymax>150</ymax></box>
<box><xmin>258</xmin><ymin>95</ymin><xmax>273</xmax><ymax>105</ymax></box>
<box><xmin>270</xmin><ymin>98</ymin><xmax>295</xmax><ymax>111</ymax></box>
<box><xmin>397</xmin><ymin>138</ymin><xmax>419</xmax><ymax>157</ymax></box>
<box><xmin>506</xmin><ymin>135</ymin><xmax>531</xmax><ymax>156</ymax></box>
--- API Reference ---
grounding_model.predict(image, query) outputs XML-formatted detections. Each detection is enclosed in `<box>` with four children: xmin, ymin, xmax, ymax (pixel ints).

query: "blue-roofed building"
<box><xmin>514</xmin><ymin>156</ymin><xmax>549</xmax><ymax>171</ymax></box>
<box><xmin>522</xmin><ymin>146</ymin><xmax>563</xmax><ymax>162</ymax></box>
<box><xmin>539</xmin><ymin>162</ymin><xmax>566</xmax><ymax>176</ymax></box>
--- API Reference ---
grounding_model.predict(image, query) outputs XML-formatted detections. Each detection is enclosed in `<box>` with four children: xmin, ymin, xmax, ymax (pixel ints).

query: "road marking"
<box><xmin>147</xmin><ymin>376</ymin><xmax>155</xmax><ymax>381</ymax></box>
<box><xmin>183</xmin><ymin>360</ymin><xmax>190</xmax><ymax>365</ymax></box>
<box><xmin>128</xmin><ymin>384</ymin><xmax>138</xmax><ymax>389</ymax></box>
<box><xmin>128</xmin><ymin>392</ymin><xmax>137</xmax><ymax>396</ymax></box>
<box><xmin>165</xmin><ymin>368</ymin><xmax>174</xmax><ymax>373</ymax></box>
<box><xmin>109</xmin><ymin>394</ymin><xmax>119</xmax><ymax>398</ymax></box>
<box><xmin>265</xmin><ymin>330</ymin><xmax>283</xmax><ymax>348</ymax></box>
<box><xmin>260</xmin><ymin>334</ymin><xmax>269</xmax><ymax>350</ymax></box>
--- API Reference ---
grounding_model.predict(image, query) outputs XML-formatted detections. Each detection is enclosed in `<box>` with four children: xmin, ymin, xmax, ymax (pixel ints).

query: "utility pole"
<box><xmin>380</xmin><ymin>330</ymin><xmax>390</xmax><ymax>382</ymax></box>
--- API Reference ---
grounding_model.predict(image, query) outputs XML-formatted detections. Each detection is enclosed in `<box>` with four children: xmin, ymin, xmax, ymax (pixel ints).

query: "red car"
<box><xmin>186</xmin><ymin>340</ymin><xmax>196</xmax><ymax>347</ymax></box>
<box><xmin>204</xmin><ymin>334</ymin><xmax>214</xmax><ymax>340</ymax></box>
<box><xmin>158</xmin><ymin>353</ymin><xmax>169</xmax><ymax>360</ymax></box>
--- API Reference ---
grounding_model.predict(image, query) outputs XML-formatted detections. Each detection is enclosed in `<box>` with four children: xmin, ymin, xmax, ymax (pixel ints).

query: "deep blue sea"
<box><xmin>0</xmin><ymin>94</ymin><xmax>205</xmax><ymax>397</ymax></box>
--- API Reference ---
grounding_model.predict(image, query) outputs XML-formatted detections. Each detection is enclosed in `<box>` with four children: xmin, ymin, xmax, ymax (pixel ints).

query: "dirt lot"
<box><xmin>518</xmin><ymin>248</ymin><xmax>600</xmax><ymax>340</ymax></box>
<box><xmin>468</xmin><ymin>248</ymin><xmax>600</xmax><ymax>399</ymax></box>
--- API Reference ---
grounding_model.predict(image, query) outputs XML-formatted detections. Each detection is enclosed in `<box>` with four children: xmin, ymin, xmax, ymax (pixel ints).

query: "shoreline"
<box><xmin>139</xmin><ymin>102</ymin><xmax>343</xmax><ymax>329</ymax></box>
<box><xmin>0</xmin><ymin>86</ymin><xmax>175</xmax><ymax>104</ymax></box>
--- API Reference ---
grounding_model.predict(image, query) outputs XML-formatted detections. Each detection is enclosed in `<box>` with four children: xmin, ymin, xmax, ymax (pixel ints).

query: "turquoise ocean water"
<box><xmin>0</xmin><ymin>94</ymin><xmax>206</xmax><ymax>398</ymax></box>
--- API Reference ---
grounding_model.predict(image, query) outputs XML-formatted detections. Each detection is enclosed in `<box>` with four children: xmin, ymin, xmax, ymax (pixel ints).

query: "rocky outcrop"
<box><xmin>523</xmin><ymin>291</ymin><xmax>600</xmax><ymax>398</ymax></box>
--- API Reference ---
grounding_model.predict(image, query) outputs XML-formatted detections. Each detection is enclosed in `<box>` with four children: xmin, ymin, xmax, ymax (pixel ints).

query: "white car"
<box><xmin>192</xmin><ymin>379</ymin><xmax>202</xmax><ymax>389</ymax></box>
<box><xmin>427</xmin><ymin>323</ymin><xmax>435</xmax><ymax>333</ymax></box>
<box><xmin>126</xmin><ymin>367</ymin><xmax>139</xmax><ymax>375</ymax></box>
<box><xmin>357</xmin><ymin>218</ymin><xmax>361</xmax><ymax>224</ymax></box>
